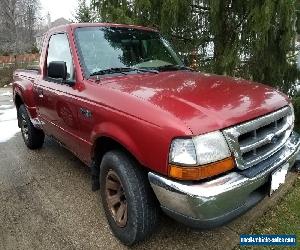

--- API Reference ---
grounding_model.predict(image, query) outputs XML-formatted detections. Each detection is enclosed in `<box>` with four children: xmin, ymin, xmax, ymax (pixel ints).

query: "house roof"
<box><xmin>36</xmin><ymin>18</ymin><xmax>70</xmax><ymax>37</ymax></box>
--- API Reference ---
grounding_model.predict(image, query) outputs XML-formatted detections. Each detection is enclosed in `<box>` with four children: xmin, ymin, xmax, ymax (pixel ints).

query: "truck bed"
<box><xmin>14</xmin><ymin>69</ymin><xmax>38</xmax><ymax>81</ymax></box>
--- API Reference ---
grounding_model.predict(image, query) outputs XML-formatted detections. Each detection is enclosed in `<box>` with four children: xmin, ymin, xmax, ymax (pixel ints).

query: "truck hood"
<box><xmin>103</xmin><ymin>71</ymin><xmax>289</xmax><ymax>135</ymax></box>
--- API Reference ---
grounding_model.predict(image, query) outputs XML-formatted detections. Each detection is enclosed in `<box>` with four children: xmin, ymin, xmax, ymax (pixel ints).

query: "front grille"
<box><xmin>222</xmin><ymin>106</ymin><xmax>294</xmax><ymax>170</ymax></box>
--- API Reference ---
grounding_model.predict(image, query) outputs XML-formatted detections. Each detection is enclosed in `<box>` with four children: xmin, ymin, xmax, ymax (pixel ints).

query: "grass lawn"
<box><xmin>237</xmin><ymin>176</ymin><xmax>300</xmax><ymax>249</ymax></box>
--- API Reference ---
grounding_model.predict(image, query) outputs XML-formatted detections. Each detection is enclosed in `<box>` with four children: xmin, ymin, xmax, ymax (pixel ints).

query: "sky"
<box><xmin>40</xmin><ymin>0</ymin><xmax>78</xmax><ymax>22</ymax></box>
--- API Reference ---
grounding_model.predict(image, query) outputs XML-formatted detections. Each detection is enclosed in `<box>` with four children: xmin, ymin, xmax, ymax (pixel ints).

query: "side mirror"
<box><xmin>48</xmin><ymin>61</ymin><xmax>67</xmax><ymax>80</ymax></box>
<box><xmin>47</xmin><ymin>61</ymin><xmax>75</xmax><ymax>86</ymax></box>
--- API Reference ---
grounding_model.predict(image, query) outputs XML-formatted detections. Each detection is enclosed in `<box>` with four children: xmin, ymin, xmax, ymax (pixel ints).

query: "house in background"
<box><xmin>35</xmin><ymin>17</ymin><xmax>70</xmax><ymax>52</ymax></box>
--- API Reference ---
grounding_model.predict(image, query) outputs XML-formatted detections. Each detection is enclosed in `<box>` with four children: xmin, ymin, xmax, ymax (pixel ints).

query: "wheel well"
<box><xmin>15</xmin><ymin>94</ymin><xmax>23</xmax><ymax>109</ymax></box>
<box><xmin>93</xmin><ymin>136</ymin><xmax>136</xmax><ymax>165</ymax></box>
<box><xmin>91</xmin><ymin>136</ymin><xmax>147</xmax><ymax>192</ymax></box>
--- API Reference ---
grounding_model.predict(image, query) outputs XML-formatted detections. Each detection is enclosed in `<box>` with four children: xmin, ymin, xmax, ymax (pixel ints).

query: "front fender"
<box><xmin>91</xmin><ymin>121</ymin><xmax>145</xmax><ymax>166</ymax></box>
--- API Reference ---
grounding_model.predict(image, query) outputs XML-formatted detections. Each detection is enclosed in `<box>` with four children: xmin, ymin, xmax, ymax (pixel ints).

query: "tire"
<box><xmin>99</xmin><ymin>150</ymin><xmax>160</xmax><ymax>245</ymax></box>
<box><xmin>18</xmin><ymin>104</ymin><xmax>44</xmax><ymax>149</ymax></box>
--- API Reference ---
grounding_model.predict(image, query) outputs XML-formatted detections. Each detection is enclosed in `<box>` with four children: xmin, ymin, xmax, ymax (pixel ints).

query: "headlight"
<box><xmin>169</xmin><ymin>131</ymin><xmax>231</xmax><ymax>165</ymax></box>
<box><xmin>169</xmin><ymin>131</ymin><xmax>235</xmax><ymax>180</ymax></box>
<box><xmin>169</xmin><ymin>138</ymin><xmax>197</xmax><ymax>165</ymax></box>
<box><xmin>193</xmin><ymin>131</ymin><xmax>231</xmax><ymax>165</ymax></box>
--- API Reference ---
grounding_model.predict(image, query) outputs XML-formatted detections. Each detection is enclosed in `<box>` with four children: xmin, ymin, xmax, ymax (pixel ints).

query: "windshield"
<box><xmin>74</xmin><ymin>27</ymin><xmax>184</xmax><ymax>76</ymax></box>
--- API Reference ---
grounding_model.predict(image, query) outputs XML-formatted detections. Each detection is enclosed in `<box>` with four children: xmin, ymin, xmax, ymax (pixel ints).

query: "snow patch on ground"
<box><xmin>1</xmin><ymin>91</ymin><xmax>12</xmax><ymax>96</ymax></box>
<box><xmin>0</xmin><ymin>120</ymin><xmax>20</xmax><ymax>143</ymax></box>
<box><xmin>0</xmin><ymin>106</ymin><xmax>19</xmax><ymax>143</ymax></box>
<box><xmin>0</xmin><ymin>104</ymin><xmax>14</xmax><ymax>109</ymax></box>
<box><xmin>0</xmin><ymin>108</ymin><xmax>17</xmax><ymax>122</ymax></box>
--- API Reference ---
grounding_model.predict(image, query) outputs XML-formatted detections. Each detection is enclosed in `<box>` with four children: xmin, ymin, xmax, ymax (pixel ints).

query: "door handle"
<box><xmin>37</xmin><ymin>88</ymin><xmax>44</xmax><ymax>98</ymax></box>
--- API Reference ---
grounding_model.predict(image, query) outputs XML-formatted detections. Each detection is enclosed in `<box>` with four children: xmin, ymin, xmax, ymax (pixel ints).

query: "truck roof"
<box><xmin>48</xmin><ymin>22</ymin><xmax>158</xmax><ymax>34</ymax></box>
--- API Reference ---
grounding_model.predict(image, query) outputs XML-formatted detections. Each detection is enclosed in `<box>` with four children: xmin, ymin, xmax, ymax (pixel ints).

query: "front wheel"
<box><xmin>18</xmin><ymin>104</ymin><xmax>44</xmax><ymax>149</ymax></box>
<box><xmin>99</xmin><ymin>150</ymin><xmax>160</xmax><ymax>245</ymax></box>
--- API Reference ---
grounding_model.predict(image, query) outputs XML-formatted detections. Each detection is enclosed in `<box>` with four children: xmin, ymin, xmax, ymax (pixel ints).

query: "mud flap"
<box><xmin>90</xmin><ymin>160</ymin><xmax>100</xmax><ymax>191</ymax></box>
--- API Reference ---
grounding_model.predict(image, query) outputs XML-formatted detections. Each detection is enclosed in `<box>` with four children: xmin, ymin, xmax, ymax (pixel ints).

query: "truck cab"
<box><xmin>12</xmin><ymin>23</ymin><xmax>300</xmax><ymax>245</ymax></box>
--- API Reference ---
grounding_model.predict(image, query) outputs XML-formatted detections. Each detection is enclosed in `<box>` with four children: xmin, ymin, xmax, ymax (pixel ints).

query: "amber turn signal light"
<box><xmin>169</xmin><ymin>157</ymin><xmax>235</xmax><ymax>181</ymax></box>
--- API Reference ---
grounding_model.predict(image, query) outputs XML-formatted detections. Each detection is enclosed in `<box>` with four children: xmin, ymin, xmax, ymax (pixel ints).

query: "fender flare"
<box><xmin>91</xmin><ymin>121</ymin><xmax>145</xmax><ymax>166</ymax></box>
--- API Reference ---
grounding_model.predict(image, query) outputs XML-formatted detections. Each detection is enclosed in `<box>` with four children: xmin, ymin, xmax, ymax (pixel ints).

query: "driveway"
<box><xmin>0</xmin><ymin>87</ymin><xmax>297</xmax><ymax>250</ymax></box>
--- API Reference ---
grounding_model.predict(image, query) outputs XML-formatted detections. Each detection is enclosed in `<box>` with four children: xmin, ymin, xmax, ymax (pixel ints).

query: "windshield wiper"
<box><xmin>130</xmin><ymin>67</ymin><xmax>159</xmax><ymax>74</ymax></box>
<box><xmin>156</xmin><ymin>65</ymin><xmax>194</xmax><ymax>72</ymax></box>
<box><xmin>90</xmin><ymin>68</ymin><xmax>127</xmax><ymax>76</ymax></box>
<box><xmin>90</xmin><ymin>67</ymin><xmax>159</xmax><ymax>77</ymax></box>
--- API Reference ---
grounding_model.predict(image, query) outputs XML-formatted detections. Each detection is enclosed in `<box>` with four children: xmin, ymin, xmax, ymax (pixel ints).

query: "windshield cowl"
<box><xmin>90</xmin><ymin>67</ymin><xmax>159</xmax><ymax>77</ymax></box>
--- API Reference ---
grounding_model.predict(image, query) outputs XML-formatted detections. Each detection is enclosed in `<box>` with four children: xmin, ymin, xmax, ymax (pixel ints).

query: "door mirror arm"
<box><xmin>62</xmin><ymin>79</ymin><xmax>75</xmax><ymax>87</ymax></box>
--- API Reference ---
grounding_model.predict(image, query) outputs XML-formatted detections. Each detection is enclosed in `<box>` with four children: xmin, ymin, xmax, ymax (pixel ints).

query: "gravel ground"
<box><xmin>0</xmin><ymin>87</ymin><xmax>297</xmax><ymax>250</ymax></box>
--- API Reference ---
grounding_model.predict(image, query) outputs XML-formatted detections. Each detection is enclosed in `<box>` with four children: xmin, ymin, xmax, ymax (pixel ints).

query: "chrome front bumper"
<box><xmin>148</xmin><ymin>132</ymin><xmax>300</xmax><ymax>229</ymax></box>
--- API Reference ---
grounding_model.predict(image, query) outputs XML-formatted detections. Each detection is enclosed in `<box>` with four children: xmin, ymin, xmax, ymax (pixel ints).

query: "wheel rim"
<box><xmin>21</xmin><ymin>114</ymin><xmax>29</xmax><ymax>141</ymax></box>
<box><xmin>105</xmin><ymin>170</ymin><xmax>128</xmax><ymax>227</ymax></box>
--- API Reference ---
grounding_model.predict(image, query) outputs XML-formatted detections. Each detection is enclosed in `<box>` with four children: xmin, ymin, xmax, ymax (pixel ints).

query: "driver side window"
<box><xmin>47</xmin><ymin>33</ymin><xmax>74</xmax><ymax>80</ymax></box>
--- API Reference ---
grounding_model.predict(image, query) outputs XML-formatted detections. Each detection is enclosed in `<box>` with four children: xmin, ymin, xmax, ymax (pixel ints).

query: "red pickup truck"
<box><xmin>13</xmin><ymin>23</ymin><xmax>300</xmax><ymax>245</ymax></box>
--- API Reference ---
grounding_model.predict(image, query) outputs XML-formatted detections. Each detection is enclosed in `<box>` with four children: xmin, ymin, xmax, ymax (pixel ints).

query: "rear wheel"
<box><xmin>100</xmin><ymin>150</ymin><xmax>160</xmax><ymax>245</ymax></box>
<box><xmin>18</xmin><ymin>105</ymin><xmax>44</xmax><ymax>149</ymax></box>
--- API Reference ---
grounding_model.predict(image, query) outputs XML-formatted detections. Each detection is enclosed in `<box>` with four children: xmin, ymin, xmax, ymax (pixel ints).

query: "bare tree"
<box><xmin>0</xmin><ymin>0</ymin><xmax>40</xmax><ymax>54</ymax></box>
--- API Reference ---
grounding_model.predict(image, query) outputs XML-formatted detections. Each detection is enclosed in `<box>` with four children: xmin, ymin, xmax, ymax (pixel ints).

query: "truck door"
<box><xmin>35</xmin><ymin>33</ymin><xmax>90</xmax><ymax>162</ymax></box>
